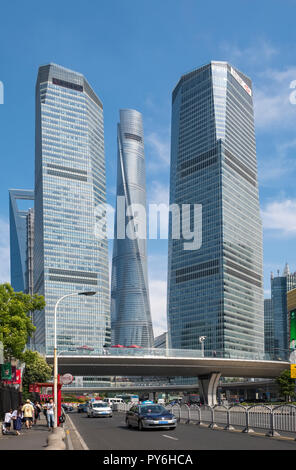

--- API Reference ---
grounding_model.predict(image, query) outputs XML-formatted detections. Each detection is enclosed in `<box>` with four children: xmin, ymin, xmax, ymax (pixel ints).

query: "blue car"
<box><xmin>126</xmin><ymin>404</ymin><xmax>177</xmax><ymax>431</ymax></box>
<box><xmin>77</xmin><ymin>403</ymin><xmax>88</xmax><ymax>413</ymax></box>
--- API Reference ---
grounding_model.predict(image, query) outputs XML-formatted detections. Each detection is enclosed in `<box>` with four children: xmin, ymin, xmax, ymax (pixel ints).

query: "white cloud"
<box><xmin>261</xmin><ymin>199</ymin><xmax>296</xmax><ymax>236</ymax></box>
<box><xmin>0</xmin><ymin>218</ymin><xmax>10</xmax><ymax>283</ymax></box>
<box><xmin>220</xmin><ymin>39</ymin><xmax>278</xmax><ymax>67</ymax></box>
<box><xmin>149</xmin><ymin>279</ymin><xmax>168</xmax><ymax>338</ymax></box>
<box><xmin>146</xmin><ymin>132</ymin><xmax>170</xmax><ymax>171</ymax></box>
<box><xmin>254</xmin><ymin>67</ymin><xmax>296</xmax><ymax>130</ymax></box>
<box><xmin>258</xmin><ymin>138</ymin><xmax>296</xmax><ymax>184</ymax></box>
<box><xmin>147</xmin><ymin>181</ymin><xmax>169</xmax><ymax>205</ymax></box>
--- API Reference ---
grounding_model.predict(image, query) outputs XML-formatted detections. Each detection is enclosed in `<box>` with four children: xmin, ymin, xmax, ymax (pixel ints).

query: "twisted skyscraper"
<box><xmin>111</xmin><ymin>109</ymin><xmax>154</xmax><ymax>347</ymax></box>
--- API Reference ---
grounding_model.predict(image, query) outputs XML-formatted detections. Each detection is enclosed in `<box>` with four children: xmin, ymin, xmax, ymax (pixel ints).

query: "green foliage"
<box><xmin>0</xmin><ymin>283</ymin><xmax>45</xmax><ymax>360</ymax></box>
<box><xmin>275</xmin><ymin>369</ymin><xmax>296</xmax><ymax>402</ymax></box>
<box><xmin>22</xmin><ymin>350</ymin><xmax>52</xmax><ymax>399</ymax></box>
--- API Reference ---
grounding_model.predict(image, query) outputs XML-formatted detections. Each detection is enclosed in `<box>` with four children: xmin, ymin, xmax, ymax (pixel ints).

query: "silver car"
<box><xmin>87</xmin><ymin>401</ymin><xmax>113</xmax><ymax>418</ymax></box>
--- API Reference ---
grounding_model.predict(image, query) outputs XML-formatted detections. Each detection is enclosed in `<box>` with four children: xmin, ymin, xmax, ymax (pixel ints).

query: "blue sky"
<box><xmin>0</xmin><ymin>0</ymin><xmax>296</xmax><ymax>335</ymax></box>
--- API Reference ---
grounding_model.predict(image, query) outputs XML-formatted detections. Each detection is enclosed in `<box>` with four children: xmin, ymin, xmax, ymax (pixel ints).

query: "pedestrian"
<box><xmin>43</xmin><ymin>401</ymin><xmax>48</xmax><ymax>420</ymax></box>
<box><xmin>12</xmin><ymin>406</ymin><xmax>23</xmax><ymax>435</ymax></box>
<box><xmin>46</xmin><ymin>398</ymin><xmax>55</xmax><ymax>431</ymax></box>
<box><xmin>3</xmin><ymin>409</ymin><xmax>13</xmax><ymax>433</ymax></box>
<box><xmin>33</xmin><ymin>401</ymin><xmax>42</xmax><ymax>425</ymax></box>
<box><xmin>22</xmin><ymin>399</ymin><xmax>34</xmax><ymax>429</ymax></box>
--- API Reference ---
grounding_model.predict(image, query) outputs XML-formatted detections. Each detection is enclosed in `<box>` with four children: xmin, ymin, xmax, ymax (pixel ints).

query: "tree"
<box><xmin>275</xmin><ymin>369</ymin><xmax>296</xmax><ymax>402</ymax></box>
<box><xmin>22</xmin><ymin>350</ymin><xmax>52</xmax><ymax>399</ymax></box>
<box><xmin>0</xmin><ymin>283</ymin><xmax>45</xmax><ymax>360</ymax></box>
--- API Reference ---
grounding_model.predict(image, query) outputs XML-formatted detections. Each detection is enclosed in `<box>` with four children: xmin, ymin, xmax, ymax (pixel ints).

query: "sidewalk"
<box><xmin>0</xmin><ymin>411</ymin><xmax>87</xmax><ymax>451</ymax></box>
<box><xmin>0</xmin><ymin>415</ymin><xmax>54</xmax><ymax>450</ymax></box>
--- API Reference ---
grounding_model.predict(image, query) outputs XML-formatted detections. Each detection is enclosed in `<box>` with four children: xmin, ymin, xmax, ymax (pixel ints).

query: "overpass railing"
<box><xmin>32</xmin><ymin>344</ymin><xmax>289</xmax><ymax>362</ymax></box>
<box><xmin>115</xmin><ymin>402</ymin><xmax>296</xmax><ymax>437</ymax></box>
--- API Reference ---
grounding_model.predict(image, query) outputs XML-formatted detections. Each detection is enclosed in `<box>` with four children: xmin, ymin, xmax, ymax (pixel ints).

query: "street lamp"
<box><xmin>53</xmin><ymin>290</ymin><xmax>96</xmax><ymax>428</ymax></box>
<box><xmin>199</xmin><ymin>336</ymin><xmax>207</xmax><ymax>358</ymax></box>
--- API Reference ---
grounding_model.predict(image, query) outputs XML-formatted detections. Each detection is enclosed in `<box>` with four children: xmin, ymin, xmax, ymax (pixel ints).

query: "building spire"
<box><xmin>283</xmin><ymin>262</ymin><xmax>290</xmax><ymax>277</ymax></box>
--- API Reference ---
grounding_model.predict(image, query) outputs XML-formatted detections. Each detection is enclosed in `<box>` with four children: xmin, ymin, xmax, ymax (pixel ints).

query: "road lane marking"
<box><xmin>162</xmin><ymin>434</ymin><xmax>179</xmax><ymax>440</ymax></box>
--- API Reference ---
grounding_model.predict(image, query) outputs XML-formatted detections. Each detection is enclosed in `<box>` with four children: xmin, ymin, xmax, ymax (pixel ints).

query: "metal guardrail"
<box><xmin>114</xmin><ymin>402</ymin><xmax>296</xmax><ymax>438</ymax></box>
<box><xmin>32</xmin><ymin>344</ymin><xmax>289</xmax><ymax>362</ymax></box>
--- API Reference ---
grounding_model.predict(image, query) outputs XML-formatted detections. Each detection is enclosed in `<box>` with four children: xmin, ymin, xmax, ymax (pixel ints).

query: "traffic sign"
<box><xmin>290</xmin><ymin>364</ymin><xmax>296</xmax><ymax>378</ymax></box>
<box><xmin>60</xmin><ymin>373</ymin><xmax>74</xmax><ymax>385</ymax></box>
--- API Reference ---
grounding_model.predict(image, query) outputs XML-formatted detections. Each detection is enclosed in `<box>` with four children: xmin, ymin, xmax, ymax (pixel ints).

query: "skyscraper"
<box><xmin>111</xmin><ymin>109</ymin><xmax>154</xmax><ymax>347</ymax></box>
<box><xmin>264</xmin><ymin>298</ymin><xmax>273</xmax><ymax>356</ymax></box>
<box><xmin>33</xmin><ymin>63</ymin><xmax>110</xmax><ymax>354</ymax></box>
<box><xmin>269</xmin><ymin>265</ymin><xmax>296</xmax><ymax>359</ymax></box>
<box><xmin>9</xmin><ymin>189</ymin><xmax>34</xmax><ymax>293</ymax></box>
<box><xmin>167</xmin><ymin>62</ymin><xmax>264</xmax><ymax>357</ymax></box>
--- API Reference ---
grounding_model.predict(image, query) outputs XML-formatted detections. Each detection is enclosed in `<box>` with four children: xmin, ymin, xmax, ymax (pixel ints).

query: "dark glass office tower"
<box><xmin>111</xmin><ymin>109</ymin><xmax>154</xmax><ymax>347</ymax></box>
<box><xmin>167</xmin><ymin>62</ymin><xmax>264</xmax><ymax>357</ymax></box>
<box><xmin>34</xmin><ymin>64</ymin><xmax>110</xmax><ymax>354</ymax></box>
<box><xmin>270</xmin><ymin>265</ymin><xmax>296</xmax><ymax>359</ymax></box>
<box><xmin>264</xmin><ymin>298</ymin><xmax>273</xmax><ymax>356</ymax></box>
<box><xmin>9</xmin><ymin>189</ymin><xmax>34</xmax><ymax>293</ymax></box>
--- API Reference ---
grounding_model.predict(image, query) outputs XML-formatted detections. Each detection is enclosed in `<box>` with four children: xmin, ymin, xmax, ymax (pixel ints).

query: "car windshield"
<box><xmin>140</xmin><ymin>405</ymin><xmax>166</xmax><ymax>414</ymax></box>
<box><xmin>93</xmin><ymin>403</ymin><xmax>108</xmax><ymax>408</ymax></box>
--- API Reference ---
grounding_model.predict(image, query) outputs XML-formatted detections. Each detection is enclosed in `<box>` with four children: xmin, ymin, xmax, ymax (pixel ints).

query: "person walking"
<box><xmin>12</xmin><ymin>406</ymin><xmax>23</xmax><ymax>435</ymax></box>
<box><xmin>46</xmin><ymin>398</ymin><xmax>55</xmax><ymax>431</ymax></box>
<box><xmin>22</xmin><ymin>399</ymin><xmax>34</xmax><ymax>429</ymax></box>
<box><xmin>3</xmin><ymin>409</ymin><xmax>13</xmax><ymax>433</ymax></box>
<box><xmin>33</xmin><ymin>401</ymin><xmax>42</xmax><ymax>425</ymax></box>
<box><xmin>42</xmin><ymin>401</ymin><xmax>48</xmax><ymax>420</ymax></box>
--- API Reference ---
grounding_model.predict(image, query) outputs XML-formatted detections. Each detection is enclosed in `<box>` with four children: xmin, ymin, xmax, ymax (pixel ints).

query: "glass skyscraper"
<box><xmin>33</xmin><ymin>63</ymin><xmax>110</xmax><ymax>354</ymax></box>
<box><xmin>9</xmin><ymin>189</ymin><xmax>34</xmax><ymax>293</ymax></box>
<box><xmin>167</xmin><ymin>61</ymin><xmax>264</xmax><ymax>357</ymax></box>
<box><xmin>111</xmin><ymin>109</ymin><xmax>154</xmax><ymax>347</ymax></box>
<box><xmin>269</xmin><ymin>265</ymin><xmax>296</xmax><ymax>359</ymax></box>
<box><xmin>264</xmin><ymin>298</ymin><xmax>273</xmax><ymax>356</ymax></box>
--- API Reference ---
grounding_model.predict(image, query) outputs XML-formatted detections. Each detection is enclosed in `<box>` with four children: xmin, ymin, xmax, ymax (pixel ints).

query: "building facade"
<box><xmin>264</xmin><ymin>298</ymin><xmax>273</xmax><ymax>356</ymax></box>
<box><xmin>9</xmin><ymin>189</ymin><xmax>34</xmax><ymax>293</ymax></box>
<box><xmin>167</xmin><ymin>62</ymin><xmax>264</xmax><ymax>357</ymax></box>
<box><xmin>111</xmin><ymin>109</ymin><xmax>154</xmax><ymax>347</ymax></box>
<box><xmin>154</xmin><ymin>332</ymin><xmax>168</xmax><ymax>349</ymax></box>
<box><xmin>33</xmin><ymin>63</ymin><xmax>110</xmax><ymax>354</ymax></box>
<box><xmin>287</xmin><ymin>288</ymin><xmax>296</xmax><ymax>350</ymax></box>
<box><xmin>269</xmin><ymin>266</ymin><xmax>296</xmax><ymax>359</ymax></box>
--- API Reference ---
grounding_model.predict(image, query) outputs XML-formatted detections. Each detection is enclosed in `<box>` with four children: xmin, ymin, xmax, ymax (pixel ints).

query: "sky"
<box><xmin>0</xmin><ymin>0</ymin><xmax>296</xmax><ymax>337</ymax></box>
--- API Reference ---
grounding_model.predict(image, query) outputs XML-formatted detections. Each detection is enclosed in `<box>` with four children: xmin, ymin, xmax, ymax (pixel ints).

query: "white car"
<box><xmin>87</xmin><ymin>401</ymin><xmax>113</xmax><ymax>418</ymax></box>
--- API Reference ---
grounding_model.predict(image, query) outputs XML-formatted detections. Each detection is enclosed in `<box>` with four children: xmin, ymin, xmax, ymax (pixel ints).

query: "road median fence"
<box><xmin>114</xmin><ymin>402</ymin><xmax>296</xmax><ymax>438</ymax></box>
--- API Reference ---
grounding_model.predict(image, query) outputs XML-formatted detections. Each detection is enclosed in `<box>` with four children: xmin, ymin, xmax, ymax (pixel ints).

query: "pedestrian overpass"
<box><xmin>45</xmin><ymin>348</ymin><xmax>289</xmax><ymax>406</ymax></box>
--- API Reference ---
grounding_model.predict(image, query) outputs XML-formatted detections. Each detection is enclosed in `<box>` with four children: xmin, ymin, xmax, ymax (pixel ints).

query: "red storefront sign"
<box><xmin>13</xmin><ymin>369</ymin><xmax>21</xmax><ymax>385</ymax></box>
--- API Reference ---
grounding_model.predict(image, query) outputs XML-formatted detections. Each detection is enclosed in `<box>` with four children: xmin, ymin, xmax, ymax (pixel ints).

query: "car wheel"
<box><xmin>138</xmin><ymin>420</ymin><xmax>143</xmax><ymax>431</ymax></box>
<box><xmin>126</xmin><ymin>418</ymin><xmax>132</xmax><ymax>428</ymax></box>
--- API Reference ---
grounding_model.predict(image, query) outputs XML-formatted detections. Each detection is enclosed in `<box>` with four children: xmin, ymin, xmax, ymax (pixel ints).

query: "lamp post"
<box><xmin>53</xmin><ymin>290</ymin><xmax>96</xmax><ymax>428</ymax></box>
<box><xmin>199</xmin><ymin>336</ymin><xmax>207</xmax><ymax>358</ymax></box>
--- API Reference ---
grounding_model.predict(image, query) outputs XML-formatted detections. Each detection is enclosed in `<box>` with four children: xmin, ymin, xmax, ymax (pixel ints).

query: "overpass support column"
<box><xmin>198</xmin><ymin>372</ymin><xmax>221</xmax><ymax>406</ymax></box>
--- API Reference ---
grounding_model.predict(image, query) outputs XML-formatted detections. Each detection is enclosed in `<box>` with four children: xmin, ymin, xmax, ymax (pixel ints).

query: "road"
<box><xmin>69</xmin><ymin>411</ymin><xmax>296</xmax><ymax>450</ymax></box>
